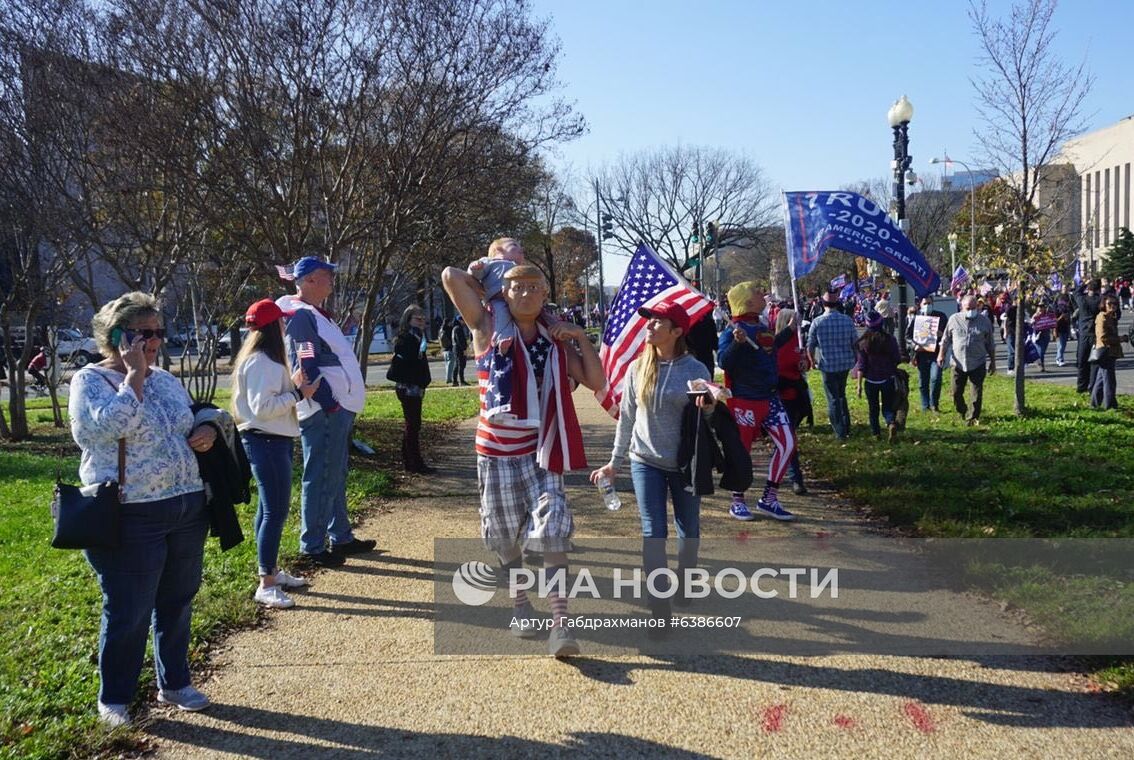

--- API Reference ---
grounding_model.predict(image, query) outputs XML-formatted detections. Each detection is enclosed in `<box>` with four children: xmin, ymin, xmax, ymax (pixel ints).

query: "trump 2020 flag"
<box><xmin>595</xmin><ymin>243</ymin><xmax>714</xmax><ymax>419</ymax></box>
<box><xmin>829</xmin><ymin>273</ymin><xmax>848</xmax><ymax>290</ymax></box>
<box><xmin>783</xmin><ymin>191</ymin><xmax>941</xmax><ymax>297</ymax></box>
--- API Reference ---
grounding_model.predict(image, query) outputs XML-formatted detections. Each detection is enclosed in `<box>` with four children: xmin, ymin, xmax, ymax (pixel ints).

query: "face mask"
<box><xmin>920</xmin><ymin>305</ymin><xmax>930</xmax><ymax>314</ymax></box>
<box><xmin>965</xmin><ymin>309</ymin><xmax>978</xmax><ymax>319</ymax></box>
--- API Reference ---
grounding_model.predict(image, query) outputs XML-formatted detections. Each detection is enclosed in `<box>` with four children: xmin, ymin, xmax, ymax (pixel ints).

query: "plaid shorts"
<box><xmin>476</xmin><ymin>454</ymin><xmax>574</xmax><ymax>555</ymax></box>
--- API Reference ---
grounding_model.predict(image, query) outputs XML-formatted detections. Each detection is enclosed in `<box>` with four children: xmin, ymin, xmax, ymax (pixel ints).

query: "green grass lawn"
<box><xmin>0</xmin><ymin>387</ymin><xmax>478</xmax><ymax>760</ymax></box>
<box><xmin>797</xmin><ymin>369</ymin><xmax>1134</xmax><ymax>696</ymax></box>
<box><xmin>798</xmin><ymin>371</ymin><xmax>1134</xmax><ymax>537</ymax></box>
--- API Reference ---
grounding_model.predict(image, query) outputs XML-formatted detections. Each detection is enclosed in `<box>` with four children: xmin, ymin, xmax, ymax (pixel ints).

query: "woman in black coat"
<box><xmin>387</xmin><ymin>305</ymin><xmax>433</xmax><ymax>473</ymax></box>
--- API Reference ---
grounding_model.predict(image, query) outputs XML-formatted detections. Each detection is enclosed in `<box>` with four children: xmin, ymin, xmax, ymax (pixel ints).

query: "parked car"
<box><xmin>216</xmin><ymin>328</ymin><xmax>249</xmax><ymax>358</ymax></box>
<box><xmin>54</xmin><ymin>328</ymin><xmax>103</xmax><ymax>367</ymax></box>
<box><xmin>348</xmin><ymin>325</ymin><xmax>392</xmax><ymax>354</ymax></box>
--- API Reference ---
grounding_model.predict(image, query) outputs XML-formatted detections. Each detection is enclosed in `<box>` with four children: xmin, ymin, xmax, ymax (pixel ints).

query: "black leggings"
<box><xmin>396</xmin><ymin>388</ymin><xmax>424</xmax><ymax>468</ymax></box>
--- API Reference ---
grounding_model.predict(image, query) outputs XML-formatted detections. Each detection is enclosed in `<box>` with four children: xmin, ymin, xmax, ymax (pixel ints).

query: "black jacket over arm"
<box><xmin>678</xmin><ymin>402</ymin><xmax>753</xmax><ymax>496</ymax></box>
<box><xmin>190</xmin><ymin>403</ymin><xmax>250</xmax><ymax>551</ymax></box>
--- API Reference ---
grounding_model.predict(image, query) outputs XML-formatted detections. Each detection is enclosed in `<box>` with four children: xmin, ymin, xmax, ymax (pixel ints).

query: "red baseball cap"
<box><xmin>245</xmin><ymin>298</ymin><xmax>284</xmax><ymax>329</ymax></box>
<box><xmin>638</xmin><ymin>300</ymin><xmax>690</xmax><ymax>333</ymax></box>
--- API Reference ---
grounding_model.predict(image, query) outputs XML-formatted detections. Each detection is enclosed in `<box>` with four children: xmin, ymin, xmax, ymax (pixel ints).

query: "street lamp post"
<box><xmin>930</xmin><ymin>156</ymin><xmax>978</xmax><ymax>274</ymax></box>
<box><xmin>887</xmin><ymin>95</ymin><xmax>915</xmax><ymax>344</ymax></box>
<box><xmin>947</xmin><ymin>232</ymin><xmax>958</xmax><ymax>280</ymax></box>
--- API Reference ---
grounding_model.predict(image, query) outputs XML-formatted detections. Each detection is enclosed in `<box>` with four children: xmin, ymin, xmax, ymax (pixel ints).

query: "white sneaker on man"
<box><xmin>254</xmin><ymin>585</ymin><xmax>296</xmax><ymax>609</ymax></box>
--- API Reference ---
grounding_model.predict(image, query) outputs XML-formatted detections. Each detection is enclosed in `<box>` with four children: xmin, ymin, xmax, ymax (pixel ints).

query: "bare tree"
<box><xmin>970</xmin><ymin>0</ymin><xmax>1092</xmax><ymax>415</ymax></box>
<box><xmin>520</xmin><ymin>168</ymin><xmax>577</xmax><ymax>303</ymax></box>
<box><xmin>0</xmin><ymin>0</ymin><xmax>101</xmax><ymax>438</ymax></box>
<box><xmin>596</xmin><ymin>145</ymin><xmax>779</xmax><ymax>273</ymax></box>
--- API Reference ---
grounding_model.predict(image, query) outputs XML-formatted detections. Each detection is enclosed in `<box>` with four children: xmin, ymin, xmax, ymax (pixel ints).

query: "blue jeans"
<box><xmin>915</xmin><ymin>353</ymin><xmax>942</xmax><ymax>410</ymax></box>
<box><xmin>242</xmin><ymin>434</ymin><xmax>294</xmax><ymax>576</ymax></box>
<box><xmin>1056</xmin><ymin>328</ymin><xmax>1069</xmax><ymax>365</ymax></box>
<box><xmin>1035</xmin><ymin>331</ymin><xmax>1051</xmax><ymax>368</ymax></box>
<box><xmin>630</xmin><ymin>461</ymin><xmax>700</xmax><ymax>602</ymax></box>
<box><xmin>443</xmin><ymin>350</ymin><xmax>456</xmax><ymax>383</ymax></box>
<box><xmin>864</xmin><ymin>377</ymin><xmax>896</xmax><ymax>434</ymax></box>
<box><xmin>299</xmin><ymin>409</ymin><xmax>356</xmax><ymax>554</ymax></box>
<box><xmin>821</xmin><ymin>370</ymin><xmax>851</xmax><ymax>439</ymax></box>
<box><xmin>85</xmin><ymin>490</ymin><xmax>208</xmax><ymax>704</ymax></box>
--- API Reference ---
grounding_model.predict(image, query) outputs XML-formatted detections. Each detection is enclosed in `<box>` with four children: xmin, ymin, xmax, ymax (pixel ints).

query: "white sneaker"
<box><xmin>254</xmin><ymin>585</ymin><xmax>295</xmax><ymax>609</ymax></box>
<box><xmin>97</xmin><ymin>702</ymin><xmax>130</xmax><ymax>728</ymax></box>
<box><xmin>157</xmin><ymin>685</ymin><xmax>211</xmax><ymax>711</ymax></box>
<box><xmin>273</xmin><ymin>570</ymin><xmax>308</xmax><ymax>589</ymax></box>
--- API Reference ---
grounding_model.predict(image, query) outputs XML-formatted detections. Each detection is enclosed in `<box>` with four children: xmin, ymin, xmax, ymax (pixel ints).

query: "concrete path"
<box><xmin>147</xmin><ymin>388</ymin><xmax>1133</xmax><ymax>759</ymax></box>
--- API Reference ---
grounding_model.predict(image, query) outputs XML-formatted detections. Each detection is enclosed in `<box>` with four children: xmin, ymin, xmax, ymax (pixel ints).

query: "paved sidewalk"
<box><xmin>149</xmin><ymin>389</ymin><xmax>1133</xmax><ymax>759</ymax></box>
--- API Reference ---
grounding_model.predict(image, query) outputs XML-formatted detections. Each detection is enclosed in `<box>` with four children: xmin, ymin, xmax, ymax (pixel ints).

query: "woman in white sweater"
<box><xmin>233</xmin><ymin>299</ymin><xmax>321</xmax><ymax>608</ymax></box>
<box><xmin>590</xmin><ymin>300</ymin><xmax>715</xmax><ymax>634</ymax></box>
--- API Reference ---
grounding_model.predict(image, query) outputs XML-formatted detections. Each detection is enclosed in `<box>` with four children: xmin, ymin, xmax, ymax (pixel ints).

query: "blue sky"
<box><xmin>529</xmin><ymin>0</ymin><xmax>1131</xmax><ymax>283</ymax></box>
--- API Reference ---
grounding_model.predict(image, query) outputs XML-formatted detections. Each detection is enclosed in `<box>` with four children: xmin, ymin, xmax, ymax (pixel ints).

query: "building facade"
<box><xmin>1058</xmin><ymin>114</ymin><xmax>1134</xmax><ymax>272</ymax></box>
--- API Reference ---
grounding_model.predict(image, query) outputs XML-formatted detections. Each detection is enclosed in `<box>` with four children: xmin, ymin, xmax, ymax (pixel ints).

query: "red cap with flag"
<box><xmin>637</xmin><ymin>299</ymin><xmax>691</xmax><ymax>333</ymax></box>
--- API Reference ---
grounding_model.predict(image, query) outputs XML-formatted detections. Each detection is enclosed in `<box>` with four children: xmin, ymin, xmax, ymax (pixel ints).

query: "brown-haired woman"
<box><xmin>233</xmin><ymin>299</ymin><xmax>321</xmax><ymax>609</ymax></box>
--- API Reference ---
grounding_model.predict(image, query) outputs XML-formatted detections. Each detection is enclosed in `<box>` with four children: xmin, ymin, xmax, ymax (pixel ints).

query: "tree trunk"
<box><xmin>1014</xmin><ymin>290</ymin><xmax>1027</xmax><ymax>416</ymax></box>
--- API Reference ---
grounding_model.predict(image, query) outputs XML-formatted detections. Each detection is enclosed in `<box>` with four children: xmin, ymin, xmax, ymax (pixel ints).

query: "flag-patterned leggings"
<box><xmin>728</xmin><ymin>396</ymin><xmax>796</xmax><ymax>485</ymax></box>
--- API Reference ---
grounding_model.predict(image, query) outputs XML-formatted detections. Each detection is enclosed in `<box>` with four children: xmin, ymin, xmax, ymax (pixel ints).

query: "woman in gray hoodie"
<box><xmin>590</xmin><ymin>300</ymin><xmax>715</xmax><ymax>633</ymax></box>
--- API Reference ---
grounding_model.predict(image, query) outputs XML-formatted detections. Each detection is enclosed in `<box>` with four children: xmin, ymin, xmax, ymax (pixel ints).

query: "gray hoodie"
<box><xmin>611</xmin><ymin>353</ymin><xmax>710</xmax><ymax>472</ymax></box>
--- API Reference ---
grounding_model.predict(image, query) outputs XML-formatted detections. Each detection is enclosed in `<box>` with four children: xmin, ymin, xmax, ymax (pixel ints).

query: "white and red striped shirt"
<box><xmin>474</xmin><ymin>340</ymin><xmax>544</xmax><ymax>458</ymax></box>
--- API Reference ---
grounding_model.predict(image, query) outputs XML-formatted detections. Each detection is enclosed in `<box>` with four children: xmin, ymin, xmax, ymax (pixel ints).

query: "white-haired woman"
<box><xmin>69</xmin><ymin>292</ymin><xmax>217</xmax><ymax>726</ymax></box>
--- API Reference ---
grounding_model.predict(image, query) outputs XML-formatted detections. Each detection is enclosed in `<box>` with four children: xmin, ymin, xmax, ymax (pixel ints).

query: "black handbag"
<box><xmin>1089</xmin><ymin>346</ymin><xmax>1108</xmax><ymax>362</ymax></box>
<box><xmin>51</xmin><ymin>437</ymin><xmax>125</xmax><ymax>550</ymax></box>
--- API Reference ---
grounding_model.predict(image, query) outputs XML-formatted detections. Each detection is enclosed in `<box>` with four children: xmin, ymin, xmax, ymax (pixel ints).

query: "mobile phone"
<box><xmin>686</xmin><ymin>389</ymin><xmax>711</xmax><ymax>401</ymax></box>
<box><xmin>110</xmin><ymin>327</ymin><xmax>124</xmax><ymax>347</ymax></box>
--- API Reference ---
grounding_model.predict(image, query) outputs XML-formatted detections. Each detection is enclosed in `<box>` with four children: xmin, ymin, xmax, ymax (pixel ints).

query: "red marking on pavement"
<box><xmin>815</xmin><ymin>530</ymin><xmax>833</xmax><ymax>550</ymax></box>
<box><xmin>903</xmin><ymin>701</ymin><xmax>936</xmax><ymax>733</ymax></box>
<box><xmin>762</xmin><ymin>704</ymin><xmax>788</xmax><ymax>732</ymax></box>
<box><xmin>833</xmin><ymin>714</ymin><xmax>856</xmax><ymax>729</ymax></box>
<box><xmin>735</xmin><ymin>530</ymin><xmax>751</xmax><ymax>543</ymax></box>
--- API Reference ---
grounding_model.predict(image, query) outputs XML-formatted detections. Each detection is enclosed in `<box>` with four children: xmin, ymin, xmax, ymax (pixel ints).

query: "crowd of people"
<box><xmin>65</xmin><ymin>238</ymin><xmax>1130</xmax><ymax>725</ymax></box>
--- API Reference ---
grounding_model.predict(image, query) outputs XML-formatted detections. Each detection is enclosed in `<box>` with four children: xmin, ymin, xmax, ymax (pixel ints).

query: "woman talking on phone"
<box><xmin>590</xmin><ymin>300</ymin><xmax>713</xmax><ymax>634</ymax></box>
<box><xmin>69</xmin><ymin>292</ymin><xmax>217</xmax><ymax>726</ymax></box>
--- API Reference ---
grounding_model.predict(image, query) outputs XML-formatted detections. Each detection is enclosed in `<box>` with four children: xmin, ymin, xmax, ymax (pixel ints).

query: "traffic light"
<box><xmin>601</xmin><ymin>213</ymin><xmax>614</xmax><ymax>240</ymax></box>
<box><xmin>705</xmin><ymin>221</ymin><xmax>718</xmax><ymax>248</ymax></box>
<box><xmin>691</xmin><ymin>221</ymin><xmax>701</xmax><ymax>242</ymax></box>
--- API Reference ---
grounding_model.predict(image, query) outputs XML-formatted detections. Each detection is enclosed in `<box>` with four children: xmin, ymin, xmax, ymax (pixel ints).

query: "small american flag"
<box><xmin>595</xmin><ymin>243</ymin><xmax>714</xmax><ymax>418</ymax></box>
<box><xmin>297</xmin><ymin>341</ymin><xmax>315</xmax><ymax>360</ymax></box>
<box><xmin>951</xmin><ymin>265</ymin><xmax>970</xmax><ymax>291</ymax></box>
<box><xmin>979</xmin><ymin>281</ymin><xmax>993</xmax><ymax>296</ymax></box>
<box><xmin>276</xmin><ymin>264</ymin><xmax>296</xmax><ymax>281</ymax></box>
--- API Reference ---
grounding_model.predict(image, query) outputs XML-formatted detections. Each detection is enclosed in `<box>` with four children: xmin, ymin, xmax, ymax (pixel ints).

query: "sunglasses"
<box><xmin>124</xmin><ymin>328</ymin><xmax>166</xmax><ymax>341</ymax></box>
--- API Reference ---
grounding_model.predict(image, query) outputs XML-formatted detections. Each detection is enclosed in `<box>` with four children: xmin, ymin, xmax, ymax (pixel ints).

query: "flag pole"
<box><xmin>782</xmin><ymin>192</ymin><xmax>805</xmax><ymax>349</ymax></box>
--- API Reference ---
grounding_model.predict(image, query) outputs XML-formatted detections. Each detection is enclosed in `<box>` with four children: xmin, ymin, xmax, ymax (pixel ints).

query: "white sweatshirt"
<box><xmin>233</xmin><ymin>352</ymin><xmax>301</xmax><ymax>437</ymax></box>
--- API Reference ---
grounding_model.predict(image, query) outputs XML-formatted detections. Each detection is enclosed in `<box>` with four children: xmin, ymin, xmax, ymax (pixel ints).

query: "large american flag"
<box><xmin>596</xmin><ymin>243</ymin><xmax>715</xmax><ymax>418</ymax></box>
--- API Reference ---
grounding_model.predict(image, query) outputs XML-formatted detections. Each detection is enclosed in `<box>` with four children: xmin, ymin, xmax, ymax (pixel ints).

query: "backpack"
<box><xmin>440</xmin><ymin>327</ymin><xmax>452</xmax><ymax>351</ymax></box>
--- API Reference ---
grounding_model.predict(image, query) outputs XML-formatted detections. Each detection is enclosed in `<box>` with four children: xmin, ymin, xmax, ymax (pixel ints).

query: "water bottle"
<box><xmin>596</xmin><ymin>474</ymin><xmax>621</xmax><ymax>511</ymax></box>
